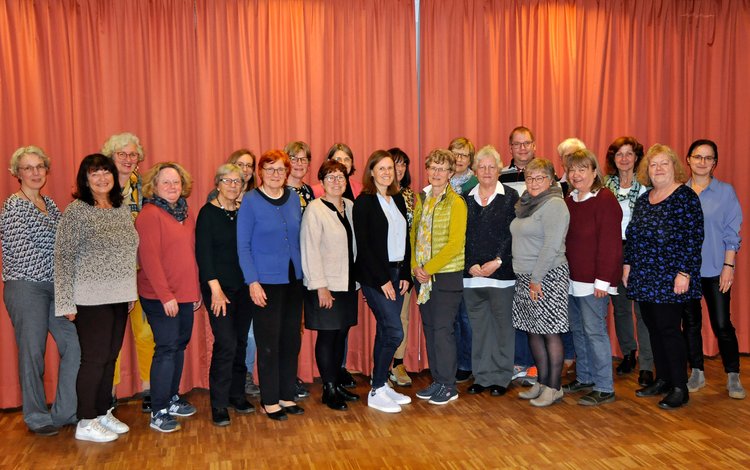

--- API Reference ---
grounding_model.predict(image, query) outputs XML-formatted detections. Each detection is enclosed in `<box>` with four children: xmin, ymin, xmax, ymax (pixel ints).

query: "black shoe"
<box><xmin>638</xmin><ymin>370</ymin><xmax>655</xmax><ymax>387</ymax></box>
<box><xmin>658</xmin><ymin>387</ymin><xmax>689</xmax><ymax>410</ymax></box>
<box><xmin>229</xmin><ymin>397</ymin><xmax>255</xmax><ymax>414</ymax></box>
<box><xmin>616</xmin><ymin>350</ymin><xmax>636</xmax><ymax>375</ymax></box>
<box><xmin>467</xmin><ymin>383</ymin><xmax>486</xmax><ymax>394</ymax></box>
<box><xmin>456</xmin><ymin>369</ymin><xmax>473</xmax><ymax>383</ymax></box>
<box><xmin>636</xmin><ymin>378</ymin><xmax>669</xmax><ymax>397</ymax></box>
<box><xmin>141</xmin><ymin>393</ymin><xmax>152</xmax><ymax>413</ymax></box>
<box><xmin>110</xmin><ymin>394</ymin><xmax>118</xmax><ymax>410</ymax></box>
<box><xmin>489</xmin><ymin>385</ymin><xmax>507</xmax><ymax>397</ymax></box>
<box><xmin>339</xmin><ymin>368</ymin><xmax>357</xmax><ymax>388</ymax></box>
<box><xmin>281</xmin><ymin>404</ymin><xmax>305</xmax><ymax>415</ymax></box>
<box><xmin>322</xmin><ymin>383</ymin><xmax>348</xmax><ymax>411</ymax></box>
<box><xmin>31</xmin><ymin>424</ymin><xmax>59</xmax><ymax>437</ymax></box>
<box><xmin>562</xmin><ymin>380</ymin><xmax>594</xmax><ymax>393</ymax></box>
<box><xmin>336</xmin><ymin>384</ymin><xmax>360</xmax><ymax>402</ymax></box>
<box><xmin>263</xmin><ymin>406</ymin><xmax>288</xmax><ymax>421</ymax></box>
<box><xmin>295</xmin><ymin>377</ymin><xmax>310</xmax><ymax>399</ymax></box>
<box><xmin>211</xmin><ymin>407</ymin><xmax>230</xmax><ymax>426</ymax></box>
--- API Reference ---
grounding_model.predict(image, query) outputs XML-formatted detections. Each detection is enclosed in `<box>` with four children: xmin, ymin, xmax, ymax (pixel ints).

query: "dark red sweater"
<box><xmin>565</xmin><ymin>190</ymin><xmax>623</xmax><ymax>286</ymax></box>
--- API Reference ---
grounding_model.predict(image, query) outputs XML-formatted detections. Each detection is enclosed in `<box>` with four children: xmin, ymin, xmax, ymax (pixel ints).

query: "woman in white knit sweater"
<box><xmin>54</xmin><ymin>154</ymin><xmax>138</xmax><ymax>443</ymax></box>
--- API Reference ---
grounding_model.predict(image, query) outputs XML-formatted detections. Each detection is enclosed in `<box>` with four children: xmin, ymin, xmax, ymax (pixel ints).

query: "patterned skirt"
<box><xmin>512</xmin><ymin>263</ymin><xmax>570</xmax><ymax>334</ymax></box>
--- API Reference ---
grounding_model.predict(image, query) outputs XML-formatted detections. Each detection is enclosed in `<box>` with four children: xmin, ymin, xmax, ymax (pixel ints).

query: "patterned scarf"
<box><xmin>144</xmin><ymin>196</ymin><xmax>188</xmax><ymax>222</ymax></box>
<box><xmin>604</xmin><ymin>175</ymin><xmax>642</xmax><ymax>213</ymax></box>
<box><xmin>450</xmin><ymin>169</ymin><xmax>474</xmax><ymax>195</ymax></box>
<box><xmin>415</xmin><ymin>188</ymin><xmax>443</xmax><ymax>304</ymax></box>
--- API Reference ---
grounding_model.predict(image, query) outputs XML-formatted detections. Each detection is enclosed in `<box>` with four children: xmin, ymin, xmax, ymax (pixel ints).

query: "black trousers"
<box><xmin>682</xmin><ymin>276</ymin><xmax>740</xmax><ymax>373</ymax></box>
<box><xmin>202</xmin><ymin>284</ymin><xmax>254</xmax><ymax>408</ymax></box>
<box><xmin>253</xmin><ymin>280</ymin><xmax>303</xmax><ymax>405</ymax></box>
<box><xmin>74</xmin><ymin>303</ymin><xmax>128</xmax><ymax>419</ymax></box>
<box><xmin>640</xmin><ymin>301</ymin><xmax>687</xmax><ymax>391</ymax></box>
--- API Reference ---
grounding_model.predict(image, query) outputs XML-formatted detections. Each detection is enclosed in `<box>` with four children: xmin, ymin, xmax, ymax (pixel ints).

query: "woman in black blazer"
<box><xmin>354</xmin><ymin>150</ymin><xmax>413</xmax><ymax>414</ymax></box>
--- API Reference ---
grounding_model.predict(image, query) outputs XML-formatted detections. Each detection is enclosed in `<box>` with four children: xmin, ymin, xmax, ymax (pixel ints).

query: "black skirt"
<box><xmin>304</xmin><ymin>289</ymin><xmax>358</xmax><ymax>330</ymax></box>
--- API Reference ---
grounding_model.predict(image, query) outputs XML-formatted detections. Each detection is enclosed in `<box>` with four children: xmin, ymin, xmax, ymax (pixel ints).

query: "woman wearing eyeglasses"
<box><xmin>510</xmin><ymin>158</ymin><xmax>570</xmax><ymax>407</ymax></box>
<box><xmin>411</xmin><ymin>149</ymin><xmax>468</xmax><ymax>406</ymax></box>
<box><xmin>602</xmin><ymin>137</ymin><xmax>654</xmax><ymax>387</ymax></box>
<box><xmin>196</xmin><ymin>164</ymin><xmax>255</xmax><ymax>426</ymax></box>
<box><xmin>284</xmin><ymin>141</ymin><xmax>315</xmax><ymax>212</ymax></box>
<box><xmin>102</xmin><ymin>132</ymin><xmax>155</xmax><ymax>413</ymax></box>
<box><xmin>301</xmin><ymin>160</ymin><xmax>359</xmax><ymax>411</ymax></box>
<box><xmin>683</xmin><ymin>139</ymin><xmax>745</xmax><ymax>400</ymax></box>
<box><xmin>313</xmin><ymin>143</ymin><xmax>363</xmax><ymax>202</ymax></box>
<box><xmin>237</xmin><ymin>150</ymin><xmax>304</xmax><ymax>421</ymax></box>
<box><xmin>1</xmin><ymin>146</ymin><xmax>80</xmax><ymax>437</ymax></box>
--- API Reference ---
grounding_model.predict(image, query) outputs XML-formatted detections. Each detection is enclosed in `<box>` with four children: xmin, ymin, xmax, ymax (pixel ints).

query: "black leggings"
<box><xmin>682</xmin><ymin>276</ymin><xmax>740</xmax><ymax>373</ymax></box>
<box><xmin>315</xmin><ymin>328</ymin><xmax>350</xmax><ymax>384</ymax></box>
<box><xmin>528</xmin><ymin>332</ymin><xmax>563</xmax><ymax>390</ymax></box>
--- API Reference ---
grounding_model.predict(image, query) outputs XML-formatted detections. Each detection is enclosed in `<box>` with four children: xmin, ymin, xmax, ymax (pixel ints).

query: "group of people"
<box><xmin>1</xmin><ymin>127</ymin><xmax>743</xmax><ymax>443</ymax></box>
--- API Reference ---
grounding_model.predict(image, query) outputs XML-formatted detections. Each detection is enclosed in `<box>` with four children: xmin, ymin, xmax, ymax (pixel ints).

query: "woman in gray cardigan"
<box><xmin>301</xmin><ymin>160</ymin><xmax>359</xmax><ymax>411</ymax></box>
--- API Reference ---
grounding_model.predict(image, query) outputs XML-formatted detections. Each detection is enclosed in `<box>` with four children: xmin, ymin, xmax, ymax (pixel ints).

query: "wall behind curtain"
<box><xmin>0</xmin><ymin>0</ymin><xmax>418</xmax><ymax>408</ymax></box>
<box><xmin>419</xmin><ymin>0</ymin><xmax>750</xmax><ymax>355</ymax></box>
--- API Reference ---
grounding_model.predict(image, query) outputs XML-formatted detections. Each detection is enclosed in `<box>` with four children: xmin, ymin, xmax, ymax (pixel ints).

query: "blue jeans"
<box><xmin>562</xmin><ymin>331</ymin><xmax>576</xmax><ymax>360</ymax></box>
<box><xmin>453</xmin><ymin>298</ymin><xmax>472</xmax><ymax>372</ymax></box>
<box><xmin>141</xmin><ymin>298</ymin><xmax>195</xmax><ymax>413</ymax></box>
<box><xmin>568</xmin><ymin>295</ymin><xmax>613</xmax><ymax>393</ymax></box>
<box><xmin>514</xmin><ymin>328</ymin><xmax>534</xmax><ymax>367</ymax></box>
<box><xmin>362</xmin><ymin>268</ymin><xmax>404</xmax><ymax>389</ymax></box>
<box><xmin>244</xmin><ymin>321</ymin><xmax>256</xmax><ymax>373</ymax></box>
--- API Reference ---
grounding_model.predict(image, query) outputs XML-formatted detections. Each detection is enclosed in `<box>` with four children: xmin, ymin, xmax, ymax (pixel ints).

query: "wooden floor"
<box><xmin>2</xmin><ymin>356</ymin><xmax>750</xmax><ymax>469</ymax></box>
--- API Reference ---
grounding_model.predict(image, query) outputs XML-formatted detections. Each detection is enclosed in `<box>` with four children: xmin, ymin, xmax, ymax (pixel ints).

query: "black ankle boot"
<box><xmin>322</xmin><ymin>383</ymin><xmax>348</xmax><ymax>411</ymax></box>
<box><xmin>616</xmin><ymin>350</ymin><xmax>636</xmax><ymax>375</ymax></box>
<box><xmin>336</xmin><ymin>384</ymin><xmax>360</xmax><ymax>402</ymax></box>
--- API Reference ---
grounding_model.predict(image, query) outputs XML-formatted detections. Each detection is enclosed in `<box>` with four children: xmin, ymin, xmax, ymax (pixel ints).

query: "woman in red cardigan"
<box><xmin>136</xmin><ymin>162</ymin><xmax>200</xmax><ymax>433</ymax></box>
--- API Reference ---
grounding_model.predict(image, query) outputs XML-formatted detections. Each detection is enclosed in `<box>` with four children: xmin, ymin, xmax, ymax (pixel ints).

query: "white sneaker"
<box><xmin>384</xmin><ymin>382</ymin><xmax>412</xmax><ymax>405</ymax></box>
<box><xmin>75</xmin><ymin>419</ymin><xmax>118</xmax><ymax>442</ymax></box>
<box><xmin>368</xmin><ymin>386</ymin><xmax>401</xmax><ymax>413</ymax></box>
<box><xmin>98</xmin><ymin>410</ymin><xmax>130</xmax><ymax>434</ymax></box>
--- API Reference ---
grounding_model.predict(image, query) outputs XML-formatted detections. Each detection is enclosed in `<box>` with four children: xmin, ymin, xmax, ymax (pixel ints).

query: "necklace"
<box><xmin>216</xmin><ymin>196</ymin><xmax>238</xmax><ymax>221</ymax></box>
<box><xmin>323</xmin><ymin>196</ymin><xmax>345</xmax><ymax>215</ymax></box>
<box><xmin>19</xmin><ymin>188</ymin><xmax>48</xmax><ymax>214</ymax></box>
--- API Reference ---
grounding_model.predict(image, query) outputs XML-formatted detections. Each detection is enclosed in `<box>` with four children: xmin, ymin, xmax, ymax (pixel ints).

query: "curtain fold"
<box><xmin>419</xmin><ymin>0</ymin><xmax>750</xmax><ymax>358</ymax></box>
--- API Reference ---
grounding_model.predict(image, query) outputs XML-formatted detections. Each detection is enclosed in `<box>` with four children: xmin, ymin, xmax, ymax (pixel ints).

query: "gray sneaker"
<box><xmin>728</xmin><ymin>372</ymin><xmax>746</xmax><ymax>399</ymax></box>
<box><xmin>168</xmin><ymin>395</ymin><xmax>197</xmax><ymax>417</ymax></box>
<box><xmin>687</xmin><ymin>368</ymin><xmax>705</xmax><ymax>392</ymax></box>
<box><xmin>245</xmin><ymin>372</ymin><xmax>260</xmax><ymax>396</ymax></box>
<box><xmin>150</xmin><ymin>409</ymin><xmax>181</xmax><ymax>433</ymax></box>
<box><xmin>428</xmin><ymin>384</ymin><xmax>458</xmax><ymax>405</ymax></box>
<box><xmin>416</xmin><ymin>382</ymin><xmax>441</xmax><ymax>400</ymax></box>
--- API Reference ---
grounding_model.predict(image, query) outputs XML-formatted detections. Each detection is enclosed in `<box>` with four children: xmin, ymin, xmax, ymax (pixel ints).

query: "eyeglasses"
<box><xmin>290</xmin><ymin>156</ymin><xmax>309</xmax><ymax>164</ymax></box>
<box><xmin>219</xmin><ymin>178</ymin><xmax>242</xmax><ymax>185</ymax></box>
<box><xmin>323</xmin><ymin>175</ymin><xmax>346</xmax><ymax>183</ymax></box>
<box><xmin>524</xmin><ymin>175</ymin><xmax>549</xmax><ymax>185</ymax></box>
<box><xmin>453</xmin><ymin>153</ymin><xmax>471</xmax><ymax>160</ymax></box>
<box><xmin>615</xmin><ymin>151</ymin><xmax>635</xmax><ymax>159</ymax></box>
<box><xmin>427</xmin><ymin>166</ymin><xmax>450</xmax><ymax>174</ymax></box>
<box><xmin>262</xmin><ymin>167</ymin><xmax>286</xmax><ymax>176</ymax></box>
<box><xmin>511</xmin><ymin>141</ymin><xmax>534</xmax><ymax>150</ymax></box>
<box><xmin>18</xmin><ymin>164</ymin><xmax>48</xmax><ymax>173</ymax></box>
<box><xmin>115</xmin><ymin>151</ymin><xmax>140</xmax><ymax>161</ymax></box>
<box><xmin>236</xmin><ymin>162</ymin><xmax>254</xmax><ymax>170</ymax></box>
<box><xmin>689</xmin><ymin>154</ymin><xmax>715</xmax><ymax>163</ymax></box>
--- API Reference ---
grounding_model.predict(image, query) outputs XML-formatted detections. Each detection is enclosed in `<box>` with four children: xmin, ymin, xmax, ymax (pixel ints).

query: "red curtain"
<box><xmin>0</xmin><ymin>0</ymin><xmax>419</xmax><ymax>408</ymax></box>
<box><xmin>1</xmin><ymin>0</ymin><xmax>749</xmax><ymax>408</ymax></box>
<box><xmin>419</xmin><ymin>0</ymin><xmax>750</xmax><ymax>356</ymax></box>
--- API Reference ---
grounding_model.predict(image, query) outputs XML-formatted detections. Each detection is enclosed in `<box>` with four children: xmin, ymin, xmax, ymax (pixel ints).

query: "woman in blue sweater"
<box><xmin>237</xmin><ymin>150</ymin><xmax>303</xmax><ymax>421</ymax></box>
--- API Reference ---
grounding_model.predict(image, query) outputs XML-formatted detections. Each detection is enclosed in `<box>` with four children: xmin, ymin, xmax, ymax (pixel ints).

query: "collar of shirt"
<box><xmin>570</xmin><ymin>188</ymin><xmax>600</xmax><ymax>202</ymax></box>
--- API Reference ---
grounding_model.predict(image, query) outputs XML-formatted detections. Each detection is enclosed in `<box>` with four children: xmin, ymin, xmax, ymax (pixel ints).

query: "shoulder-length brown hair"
<box><xmin>361</xmin><ymin>150</ymin><xmax>399</xmax><ymax>196</ymax></box>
